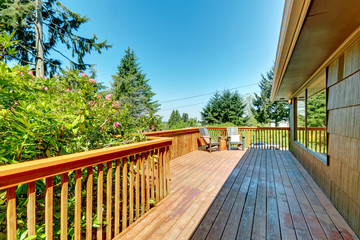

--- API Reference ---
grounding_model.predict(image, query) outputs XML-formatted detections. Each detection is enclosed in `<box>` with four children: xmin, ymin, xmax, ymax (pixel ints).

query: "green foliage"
<box><xmin>168</xmin><ymin>110</ymin><xmax>181</xmax><ymax>128</ymax></box>
<box><xmin>251</xmin><ymin>66</ymin><xmax>289</xmax><ymax>126</ymax></box>
<box><xmin>0</xmin><ymin>0</ymin><xmax>111</xmax><ymax>74</ymax></box>
<box><xmin>307</xmin><ymin>91</ymin><xmax>326</xmax><ymax>127</ymax></box>
<box><xmin>181</xmin><ymin>112</ymin><xmax>189</xmax><ymax>122</ymax></box>
<box><xmin>111</xmin><ymin>47</ymin><xmax>160</xmax><ymax>116</ymax></box>
<box><xmin>0</xmin><ymin>61</ymin><xmax>161</xmax><ymax>164</ymax></box>
<box><xmin>201</xmin><ymin>90</ymin><xmax>249</xmax><ymax>126</ymax></box>
<box><xmin>0</xmin><ymin>31</ymin><xmax>19</xmax><ymax>59</ymax></box>
<box><xmin>165</xmin><ymin>110</ymin><xmax>198</xmax><ymax>130</ymax></box>
<box><xmin>298</xmin><ymin>91</ymin><xmax>326</xmax><ymax>127</ymax></box>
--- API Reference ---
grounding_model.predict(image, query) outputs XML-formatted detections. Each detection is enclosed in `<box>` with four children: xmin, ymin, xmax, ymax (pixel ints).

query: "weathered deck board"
<box><xmin>116</xmin><ymin>150</ymin><xmax>245</xmax><ymax>240</ymax></box>
<box><xmin>115</xmin><ymin>149</ymin><xmax>357</xmax><ymax>240</ymax></box>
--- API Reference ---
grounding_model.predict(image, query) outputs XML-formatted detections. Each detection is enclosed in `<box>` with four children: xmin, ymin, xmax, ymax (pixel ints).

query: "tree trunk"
<box><xmin>35</xmin><ymin>0</ymin><xmax>44</xmax><ymax>77</ymax></box>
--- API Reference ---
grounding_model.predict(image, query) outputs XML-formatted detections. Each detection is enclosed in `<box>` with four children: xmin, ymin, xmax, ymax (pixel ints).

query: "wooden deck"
<box><xmin>116</xmin><ymin>149</ymin><xmax>358</xmax><ymax>240</ymax></box>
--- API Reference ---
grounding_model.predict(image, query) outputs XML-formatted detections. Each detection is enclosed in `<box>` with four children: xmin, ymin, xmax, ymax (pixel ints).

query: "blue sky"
<box><xmin>58</xmin><ymin>0</ymin><xmax>285</xmax><ymax>121</ymax></box>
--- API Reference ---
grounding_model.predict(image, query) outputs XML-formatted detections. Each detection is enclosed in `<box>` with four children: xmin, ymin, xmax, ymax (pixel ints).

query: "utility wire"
<box><xmin>159</xmin><ymin>102</ymin><xmax>208</xmax><ymax>112</ymax></box>
<box><xmin>159</xmin><ymin>83</ymin><xmax>257</xmax><ymax>103</ymax></box>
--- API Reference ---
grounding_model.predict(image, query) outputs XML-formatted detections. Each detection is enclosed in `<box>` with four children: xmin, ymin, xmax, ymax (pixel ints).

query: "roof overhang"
<box><xmin>271</xmin><ymin>0</ymin><xmax>360</xmax><ymax>101</ymax></box>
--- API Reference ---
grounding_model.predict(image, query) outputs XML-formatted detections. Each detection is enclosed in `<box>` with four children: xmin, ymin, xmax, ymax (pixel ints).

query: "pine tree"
<box><xmin>251</xmin><ymin>66</ymin><xmax>289</xmax><ymax>126</ymax></box>
<box><xmin>307</xmin><ymin>91</ymin><xmax>326</xmax><ymax>127</ymax></box>
<box><xmin>168</xmin><ymin>110</ymin><xmax>182</xmax><ymax>129</ymax></box>
<box><xmin>181</xmin><ymin>113</ymin><xmax>189</xmax><ymax>122</ymax></box>
<box><xmin>201</xmin><ymin>90</ymin><xmax>249</xmax><ymax>126</ymax></box>
<box><xmin>111</xmin><ymin>47</ymin><xmax>159</xmax><ymax>115</ymax></box>
<box><xmin>0</xmin><ymin>0</ymin><xmax>111</xmax><ymax>75</ymax></box>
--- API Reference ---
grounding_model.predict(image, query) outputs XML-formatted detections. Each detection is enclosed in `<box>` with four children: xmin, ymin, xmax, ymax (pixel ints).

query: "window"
<box><xmin>296</xmin><ymin>89</ymin><xmax>327</xmax><ymax>155</ymax></box>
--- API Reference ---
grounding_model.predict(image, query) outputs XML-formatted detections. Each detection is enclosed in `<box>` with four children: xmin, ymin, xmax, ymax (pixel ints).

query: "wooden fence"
<box><xmin>0</xmin><ymin>137</ymin><xmax>172</xmax><ymax>240</ymax></box>
<box><xmin>297</xmin><ymin>127</ymin><xmax>327</xmax><ymax>153</ymax></box>
<box><xmin>207</xmin><ymin>127</ymin><xmax>290</xmax><ymax>150</ymax></box>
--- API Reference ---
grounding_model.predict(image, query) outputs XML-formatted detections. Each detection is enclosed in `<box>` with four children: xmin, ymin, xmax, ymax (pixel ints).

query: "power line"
<box><xmin>159</xmin><ymin>83</ymin><xmax>257</xmax><ymax>103</ymax></box>
<box><xmin>159</xmin><ymin>102</ymin><xmax>208</xmax><ymax>112</ymax></box>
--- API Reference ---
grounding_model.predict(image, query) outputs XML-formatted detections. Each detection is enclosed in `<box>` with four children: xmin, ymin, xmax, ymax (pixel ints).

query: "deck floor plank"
<box><xmin>114</xmin><ymin>149</ymin><xmax>357</xmax><ymax>240</ymax></box>
<box><xmin>220</xmin><ymin>149</ymin><xmax>258</xmax><ymax>239</ymax></box>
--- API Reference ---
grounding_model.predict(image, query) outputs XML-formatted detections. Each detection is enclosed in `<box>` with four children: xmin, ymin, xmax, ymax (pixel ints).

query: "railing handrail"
<box><xmin>207</xmin><ymin>127</ymin><xmax>290</xmax><ymax>130</ymax></box>
<box><xmin>296</xmin><ymin>127</ymin><xmax>326</xmax><ymax>130</ymax></box>
<box><xmin>0</xmin><ymin>137</ymin><xmax>172</xmax><ymax>191</ymax></box>
<box><xmin>143</xmin><ymin>128</ymin><xmax>200</xmax><ymax>136</ymax></box>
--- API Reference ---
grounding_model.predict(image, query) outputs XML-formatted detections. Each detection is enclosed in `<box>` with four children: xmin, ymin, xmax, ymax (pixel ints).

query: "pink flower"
<box><xmin>88</xmin><ymin>101</ymin><xmax>95</xmax><ymax>105</ymax></box>
<box><xmin>78</xmin><ymin>90</ymin><xmax>82</xmax><ymax>94</ymax></box>
<box><xmin>81</xmin><ymin>73</ymin><xmax>86</xmax><ymax>77</ymax></box>
<box><xmin>45</xmin><ymin>77</ymin><xmax>48</xmax><ymax>80</ymax></box>
<box><xmin>98</xmin><ymin>95</ymin><xmax>102</xmax><ymax>98</ymax></box>
<box><xmin>137</xmin><ymin>114</ymin><xmax>141</xmax><ymax>117</ymax></box>
<box><xmin>112</xmin><ymin>101</ymin><xmax>119</xmax><ymax>108</ymax></box>
<box><xmin>113</xmin><ymin>122</ymin><xmax>121</xmax><ymax>128</ymax></box>
<box><xmin>28</xmin><ymin>71</ymin><xmax>34</xmax><ymax>77</ymax></box>
<box><xmin>55</xmin><ymin>74</ymin><xmax>58</xmax><ymax>77</ymax></box>
<box><xmin>105</xmin><ymin>94</ymin><xmax>113</xmax><ymax>100</ymax></box>
<box><xmin>20</xmin><ymin>72</ymin><xmax>24</xmax><ymax>76</ymax></box>
<box><xmin>65</xmin><ymin>88</ymin><xmax>71</xmax><ymax>92</ymax></box>
<box><xmin>44</xmin><ymin>87</ymin><xmax>48</xmax><ymax>91</ymax></box>
<box><xmin>89</xmin><ymin>78</ymin><xmax>96</xmax><ymax>83</ymax></box>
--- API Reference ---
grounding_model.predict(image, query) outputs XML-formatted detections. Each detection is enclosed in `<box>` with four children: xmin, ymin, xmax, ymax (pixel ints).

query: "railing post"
<box><xmin>305</xmin><ymin>89</ymin><xmax>308</xmax><ymax>148</ymax></box>
<box><xmin>7</xmin><ymin>187</ymin><xmax>16</xmax><ymax>240</ymax></box>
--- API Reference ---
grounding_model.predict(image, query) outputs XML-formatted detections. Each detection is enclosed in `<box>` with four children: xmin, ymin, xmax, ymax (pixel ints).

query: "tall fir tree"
<box><xmin>111</xmin><ymin>47</ymin><xmax>159</xmax><ymax>115</ymax></box>
<box><xmin>298</xmin><ymin>91</ymin><xmax>326</xmax><ymax>127</ymax></box>
<box><xmin>251</xmin><ymin>66</ymin><xmax>289</xmax><ymax>126</ymax></box>
<box><xmin>168</xmin><ymin>110</ymin><xmax>181</xmax><ymax>128</ymax></box>
<box><xmin>0</xmin><ymin>0</ymin><xmax>111</xmax><ymax>75</ymax></box>
<box><xmin>201</xmin><ymin>90</ymin><xmax>249</xmax><ymax>126</ymax></box>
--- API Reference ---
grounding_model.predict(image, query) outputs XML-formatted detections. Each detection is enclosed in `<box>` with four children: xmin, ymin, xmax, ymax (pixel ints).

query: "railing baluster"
<box><xmin>86</xmin><ymin>166</ymin><xmax>93</xmax><ymax>240</ymax></box>
<box><xmin>7</xmin><ymin>187</ymin><xmax>16</xmax><ymax>240</ymax></box>
<box><xmin>45</xmin><ymin>177</ymin><xmax>53</xmax><ymax>240</ymax></box>
<box><xmin>61</xmin><ymin>173</ymin><xmax>68</xmax><ymax>240</ymax></box>
<box><xmin>106</xmin><ymin>161</ymin><xmax>112</xmax><ymax>240</ymax></box>
<box><xmin>166</xmin><ymin>146</ymin><xmax>170</xmax><ymax>195</ymax></box>
<box><xmin>27</xmin><ymin>182</ymin><xmax>36</xmax><ymax>238</ymax></box>
<box><xmin>122</xmin><ymin>158</ymin><xmax>128</xmax><ymax>231</ymax></box>
<box><xmin>97</xmin><ymin>164</ymin><xmax>104</xmax><ymax>239</ymax></box>
<box><xmin>135</xmin><ymin>155</ymin><xmax>140</xmax><ymax>220</ymax></box>
<box><xmin>146</xmin><ymin>152</ymin><xmax>151</xmax><ymax>212</ymax></box>
<box><xmin>159</xmin><ymin>148</ymin><xmax>164</xmax><ymax>201</ymax></box>
<box><xmin>155</xmin><ymin>149</ymin><xmax>160</xmax><ymax>203</ymax></box>
<box><xmin>129</xmin><ymin>156</ymin><xmax>134</xmax><ymax>225</ymax></box>
<box><xmin>75</xmin><ymin>170</ymin><xmax>81</xmax><ymax>240</ymax></box>
<box><xmin>114</xmin><ymin>159</ymin><xmax>120</xmax><ymax>235</ymax></box>
<box><xmin>150</xmin><ymin>150</ymin><xmax>155</xmax><ymax>202</ymax></box>
<box><xmin>141</xmin><ymin>153</ymin><xmax>145</xmax><ymax>216</ymax></box>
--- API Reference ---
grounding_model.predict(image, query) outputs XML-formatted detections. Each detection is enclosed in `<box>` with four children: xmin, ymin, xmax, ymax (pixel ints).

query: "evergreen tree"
<box><xmin>0</xmin><ymin>0</ymin><xmax>111</xmax><ymax>75</ymax></box>
<box><xmin>166</xmin><ymin>110</ymin><xmax>197</xmax><ymax>130</ymax></box>
<box><xmin>307</xmin><ymin>91</ymin><xmax>326</xmax><ymax>127</ymax></box>
<box><xmin>168</xmin><ymin>110</ymin><xmax>181</xmax><ymax>129</ymax></box>
<box><xmin>201</xmin><ymin>90</ymin><xmax>249</xmax><ymax>126</ymax></box>
<box><xmin>298</xmin><ymin>91</ymin><xmax>326</xmax><ymax>127</ymax></box>
<box><xmin>251</xmin><ymin>66</ymin><xmax>289</xmax><ymax>126</ymax></box>
<box><xmin>181</xmin><ymin>113</ymin><xmax>189</xmax><ymax>122</ymax></box>
<box><xmin>111</xmin><ymin>47</ymin><xmax>159</xmax><ymax>115</ymax></box>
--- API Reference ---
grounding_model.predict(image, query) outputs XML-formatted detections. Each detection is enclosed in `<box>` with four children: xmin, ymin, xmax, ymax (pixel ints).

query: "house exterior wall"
<box><xmin>289</xmin><ymin>37</ymin><xmax>360</xmax><ymax>235</ymax></box>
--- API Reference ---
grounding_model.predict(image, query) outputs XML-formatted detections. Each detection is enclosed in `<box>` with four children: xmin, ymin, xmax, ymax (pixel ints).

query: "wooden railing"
<box><xmin>0</xmin><ymin>137</ymin><xmax>172</xmax><ymax>239</ymax></box>
<box><xmin>144</xmin><ymin>128</ymin><xmax>202</xmax><ymax>160</ymax></box>
<box><xmin>208</xmin><ymin>127</ymin><xmax>290</xmax><ymax>150</ymax></box>
<box><xmin>297</xmin><ymin>127</ymin><xmax>327</xmax><ymax>153</ymax></box>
